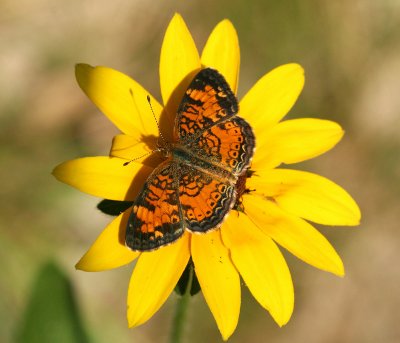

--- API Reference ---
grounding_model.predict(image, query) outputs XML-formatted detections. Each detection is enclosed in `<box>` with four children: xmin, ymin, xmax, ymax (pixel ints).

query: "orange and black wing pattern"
<box><xmin>177</xmin><ymin>68</ymin><xmax>255</xmax><ymax>176</ymax></box>
<box><xmin>178</xmin><ymin>164</ymin><xmax>236</xmax><ymax>233</ymax></box>
<box><xmin>125</xmin><ymin>161</ymin><xmax>184</xmax><ymax>251</ymax></box>
<box><xmin>176</xmin><ymin>68</ymin><xmax>238</xmax><ymax>142</ymax></box>
<box><xmin>189</xmin><ymin>116</ymin><xmax>255</xmax><ymax>176</ymax></box>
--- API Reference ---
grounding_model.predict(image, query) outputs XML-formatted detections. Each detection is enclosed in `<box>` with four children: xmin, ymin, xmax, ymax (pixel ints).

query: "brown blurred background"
<box><xmin>1</xmin><ymin>0</ymin><xmax>399</xmax><ymax>342</ymax></box>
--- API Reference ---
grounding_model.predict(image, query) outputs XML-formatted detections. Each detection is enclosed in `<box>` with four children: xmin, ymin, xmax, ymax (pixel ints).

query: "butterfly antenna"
<box><xmin>123</xmin><ymin>149</ymin><xmax>159</xmax><ymax>166</ymax></box>
<box><xmin>147</xmin><ymin>95</ymin><xmax>166</xmax><ymax>145</ymax></box>
<box><xmin>123</xmin><ymin>92</ymin><xmax>166</xmax><ymax>166</ymax></box>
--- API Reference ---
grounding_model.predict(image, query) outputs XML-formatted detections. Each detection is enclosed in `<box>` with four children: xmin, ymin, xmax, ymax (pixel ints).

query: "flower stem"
<box><xmin>170</xmin><ymin>264</ymin><xmax>194</xmax><ymax>343</ymax></box>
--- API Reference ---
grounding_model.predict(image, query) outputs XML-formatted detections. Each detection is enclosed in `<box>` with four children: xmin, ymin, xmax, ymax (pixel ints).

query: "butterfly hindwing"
<box><xmin>188</xmin><ymin>116</ymin><xmax>255</xmax><ymax>176</ymax></box>
<box><xmin>178</xmin><ymin>164</ymin><xmax>236</xmax><ymax>233</ymax></box>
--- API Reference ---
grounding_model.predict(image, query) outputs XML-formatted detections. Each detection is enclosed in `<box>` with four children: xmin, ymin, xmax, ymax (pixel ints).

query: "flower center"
<box><xmin>234</xmin><ymin>169</ymin><xmax>254</xmax><ymax>212</ymax></box>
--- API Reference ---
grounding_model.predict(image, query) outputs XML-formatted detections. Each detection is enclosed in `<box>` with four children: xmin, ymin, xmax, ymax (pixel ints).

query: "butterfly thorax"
<box><xmin>171</xmin><ymin>145</ymin><xmax>237</xmax><ymax>184</ymax></box>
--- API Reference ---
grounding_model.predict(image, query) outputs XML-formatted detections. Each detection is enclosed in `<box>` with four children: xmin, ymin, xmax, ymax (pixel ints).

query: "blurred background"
<box><xmin>1</xmin><ymin>0</ymin><xmax>399</xmax><ymax>342</ymax></box>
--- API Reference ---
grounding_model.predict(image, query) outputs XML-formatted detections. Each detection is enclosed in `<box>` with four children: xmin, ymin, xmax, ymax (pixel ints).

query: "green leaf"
<box><xmin>15</xmin><ymin>261</ymin><xmax>90</xmax><ymax>343</ymax></box>
<box><xmin>174</xmin><ymin>260</ymin><xmax>201</xmax><ymax>296</ymax></box>
<box><xmin>97</xmin><ymin>199</ymin><xmax>133</xmax><ymax>216</ymax></box>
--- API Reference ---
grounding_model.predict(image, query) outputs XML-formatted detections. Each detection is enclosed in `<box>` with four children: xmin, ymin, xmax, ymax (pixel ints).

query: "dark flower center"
<box><xmin>234</xmin><ymin>169</ymin><xmax>255</xmax><ymax>212</ymax></box>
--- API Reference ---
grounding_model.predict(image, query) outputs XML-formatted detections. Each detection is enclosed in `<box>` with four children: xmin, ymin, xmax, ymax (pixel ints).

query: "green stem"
<box><xmin>170</xmin><ymin>264</ymin><xmax>194</xmax><ymax>343</ymax></box>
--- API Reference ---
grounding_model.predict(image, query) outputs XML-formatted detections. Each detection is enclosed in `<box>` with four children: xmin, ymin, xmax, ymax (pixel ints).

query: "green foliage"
<box><xmin>15</xmin><ymin>261</ymin><xmax>89</xmax><ymax>343</ymax></box>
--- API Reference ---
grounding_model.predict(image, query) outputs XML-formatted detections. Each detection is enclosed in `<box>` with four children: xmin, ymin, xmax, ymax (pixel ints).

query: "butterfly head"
<box><xmin>156</xmin><ymin>139</ymin><xmax>173</xmax><ymax>158</ymax></box>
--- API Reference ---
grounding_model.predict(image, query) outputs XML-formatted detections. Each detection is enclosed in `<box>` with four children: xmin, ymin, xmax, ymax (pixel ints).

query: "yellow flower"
<box><xmin>53</xmin><ymin>14</ymin><xmax>361</xmax><ymax>340</ymax></box>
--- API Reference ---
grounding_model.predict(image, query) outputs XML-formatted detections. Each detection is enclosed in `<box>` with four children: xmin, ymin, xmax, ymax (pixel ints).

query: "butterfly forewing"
<box><xmin>125</xmin><ymin>161</ymin><xmax>185</xmax><ymax>251</ymax></box>
<box><xmin>176</xmin><ymin>68</ymin><xmax>238</xmax><ymax>142</ymax></box>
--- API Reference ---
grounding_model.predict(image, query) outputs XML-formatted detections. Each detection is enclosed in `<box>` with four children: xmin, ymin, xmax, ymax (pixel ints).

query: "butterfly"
<box><xmin>125</xmin><ymin>68</ymin><xmax>255</xmax><ymax>251</ymax></box>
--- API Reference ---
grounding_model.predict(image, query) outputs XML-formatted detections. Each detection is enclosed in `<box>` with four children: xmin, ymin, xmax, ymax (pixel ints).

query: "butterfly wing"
<box><xmin>125</xmin><ymin>161</ymin><xmax>185</xmax><ymax>251</ymax></box>
<box><xmin>188</xmin><ymin>116</ymin><xmax>255</xmax><ymax>176</ymax></box>
<box><xmin>176</xmin><ymin>68</ymin><xmax>255</xmax><ymax>176</ymax></box>
<box><xmin>178</xmin><ymin>164</ymin><xmax>236</xmax><ymax>233</ymax></box>
<box><xmin>176</xmin><ymin>68</ymin><xmax>238</xmax><ymax>142</ymax></box>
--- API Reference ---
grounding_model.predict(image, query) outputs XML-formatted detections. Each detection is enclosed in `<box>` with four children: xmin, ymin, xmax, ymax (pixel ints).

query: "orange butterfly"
<box><xmin>126</xmin><ymin>68</ymin><xmax>255</xmax><ymax>251</ymax></box>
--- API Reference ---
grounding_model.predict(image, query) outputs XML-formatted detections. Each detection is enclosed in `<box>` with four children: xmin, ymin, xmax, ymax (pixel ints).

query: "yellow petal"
<box><xmin>75</xmin><ymin>64</ymin><xmax>162</xmax><ymax>136</ymax></box>
<box><xmin>127</xmin><ymin>232</ymin><xmax>190</xmax><ymax>327</ymax></box>
<box><xmin>244</xmin><ymin>196</ymin><xmax>344</xmax><ymax>276</ymax></box>
<box><xmin>247</xmin><ymin>169</ymin><xmax>361</xmax><ymax>226</ymax></box>
<box><xmin>52</xmin><ymin>157</ymin><xmax>153</xmax><ymax>201</ymax></box>
<box><xmin>201</xmin><ymin>19</ymin><xmax>240</xmax><ymax>93</ymax></box>
<box><xmin>159</xmin><ymin>13</ymin><xmax>200</xmax><ymax>124</ymax></box>
<box><xmin>240</xmin><ymin>64</ymin><xmax>304</xmax><ymax>136</ymax></box>
<box><xmin>253</xmin><ymin>119</ymin><xmax>344</xmax><ymax>169</ymax></box>
<box><xmin>222</xmin><ymin>213</ymin><xmax>294</xmax><ymax>326</ymax></box>
<box><xmin>110</xmin><ymin>134</ymin><xmax>164</xmax><ymax>169</ymax></box>
<box><xmin>191</xmin><ymin>230</ymin><xmax>240</xmax><ymax>340</ymax></box>
<box><xmin>76</xmin><ymin>209</ymin><xmax>139</xmax><ymax>271</ymax></box>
